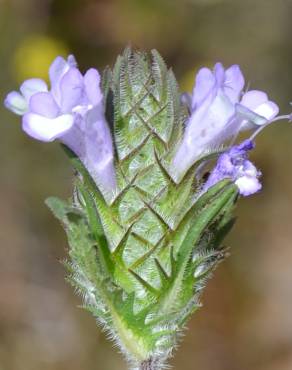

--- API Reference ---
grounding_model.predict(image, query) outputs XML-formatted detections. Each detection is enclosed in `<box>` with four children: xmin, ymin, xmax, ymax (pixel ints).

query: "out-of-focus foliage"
<box><xmin>0</xmin><ymin>0</ymin><xmax>292</xmax><ymax>370</ymax></box>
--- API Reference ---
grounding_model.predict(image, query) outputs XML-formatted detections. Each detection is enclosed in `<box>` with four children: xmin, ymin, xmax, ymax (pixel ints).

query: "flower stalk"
<box><xmin>137</xmin><ymin>358</ymin><xmax>161</xmax><ymax>370</ymax></box>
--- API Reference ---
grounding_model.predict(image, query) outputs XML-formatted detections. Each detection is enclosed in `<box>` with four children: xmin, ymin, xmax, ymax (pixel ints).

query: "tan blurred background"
<box><xmin>1</xmin><ymin>0</ymin><xmax>292</xmax><ymax>369</ymax></box>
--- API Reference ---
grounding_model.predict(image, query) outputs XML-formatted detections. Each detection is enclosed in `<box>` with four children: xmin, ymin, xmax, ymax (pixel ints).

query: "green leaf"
<box><xmin>157</xmin><ymin>183</ymin><xmax>238</xmax><ymax>314</ymax></box>
<box><xmin>76</xmin><ymin>179</ymin><xmax>114</xmax><ymax>277</ymax></box>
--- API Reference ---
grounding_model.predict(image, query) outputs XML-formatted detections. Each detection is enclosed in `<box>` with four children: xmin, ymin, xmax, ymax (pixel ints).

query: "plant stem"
<box><xmin>138</xmin><ymin>358</ymin><xmax>160</xmax><ymax>370</ymax></box>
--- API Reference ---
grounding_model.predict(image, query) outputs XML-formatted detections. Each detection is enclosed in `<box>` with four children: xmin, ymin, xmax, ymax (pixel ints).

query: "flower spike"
<box><xmin>4</xmin><ymin>48</ymin><xmax>292</xmax><ymax>370</ymax></box>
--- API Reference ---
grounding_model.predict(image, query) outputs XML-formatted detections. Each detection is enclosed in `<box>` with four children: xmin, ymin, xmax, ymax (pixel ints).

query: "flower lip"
<box><xmin>4</xmin><ymin>91</ymin><xmax>27</xmax><ymax>115</ymax></box>
<box><xmin>202</xmin><ymin>139</ymin><xmax>261</xmax><ymax>197</ymax></box>
<box><xmin>22</xmin><ymin>112</ymin><xmax>74</xmax><ymax>142</ymax></box>
<box><xmin>239</xmin><ymin>89</ymin><xmax>279</xmax><ymax>129</ymax></box>
<box><xmin>59</xmin><ymin>67</ymin><xmax>84</xmax><ymax>112</ymax></box>
<box><xmin>173</xmin><ymin>62</ymin><xmax>280</xmax><ymax>179</ymax></box>
<box><xmin>214</xmin><ymin>62</ymin><xmax>225</xmax><ymax>86</ymax></box>
<box><xmin>223</xmin><ymin>64</ymin><xmax>245</xmax><ymax>103</ymax></box>
<box><xmin>4</xmin><ymin>55</ymin><xmax>104</xmax><ymax>144</ymax></box>
<box><xmin>29</xmin><ymin>92</ymin><xmax>60</xmax><ymax>118</ymax></box>
<box><xmin>84</xmin><ymin>68</ymin><xmax>103</xmax><ymax>106</ymax></box>
<box><xmin>191</xmin><ymin>62</ymin><xmax>245</xmax><ymax>110</ymax></box>
<box><xmin>191</xmin><ymin>67</ymin><xmax>215</xmax><ymax>110</ymax></box>
<box><xmin>235</xmin><ymin>175</ymin><xmax>262</xmax><ymax>196</ymax></box>
<box><xmin>20</xmin><ymin>78</ymin><xmax>48</xmax><ymax>101</ymax></box>
<box><xmin>3</xmin><ymin>54</ymin><xmax>117</xmax><ymax>193</ymax></box>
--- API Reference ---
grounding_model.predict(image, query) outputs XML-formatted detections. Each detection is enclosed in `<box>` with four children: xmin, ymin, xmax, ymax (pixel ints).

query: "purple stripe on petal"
<box><xmin>29</xmin><ymin>92</ymin><xmax>59</xmax><ymax>118</ymax></box>
<box><xmin>22</xmin><ymin>112</ymin><xmax>74</xmax><ymax>142</ymax></box>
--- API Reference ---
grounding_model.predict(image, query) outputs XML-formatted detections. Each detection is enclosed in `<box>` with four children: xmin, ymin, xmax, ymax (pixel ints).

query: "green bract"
<box><xmin>46</xmin><ymin>49</ymin><xmax>238</xmax><ymax>370</ymax></box>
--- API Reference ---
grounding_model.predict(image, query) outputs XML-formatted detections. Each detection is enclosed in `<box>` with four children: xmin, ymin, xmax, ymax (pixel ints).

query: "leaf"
<box><xmin>46</xmin><ymin>196</ymin><xmax>80</xmax><ymax>225</ymax></box>
<box><xmin>157</xmin><ymin>183</ymin><xmax>238</xmax><ymax>314</ymax></box>
<box><xmin>128</xmin><ymin>269</ymin><xmax>159</xmax><ymax>297</ymax></box>
<box><xmin>76</xmin><ymin>179</ymin><xmax>114</xmax><ymax>277</ymax></box>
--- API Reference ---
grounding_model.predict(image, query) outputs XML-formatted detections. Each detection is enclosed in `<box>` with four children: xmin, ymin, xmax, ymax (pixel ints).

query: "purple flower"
<box><xmin>173</xmin><ymin>63</ymin><xmax>278</xmax><ymax>178</ymax></box>
<box><xmin>4</xmin><ymin>55</ymin><xmax>116</xmax><ymax>193</ymax></box>
<box><xmin>202</xmin><ymin>139</ymin><xmax>261</xmax><ymax>197</ymax></box>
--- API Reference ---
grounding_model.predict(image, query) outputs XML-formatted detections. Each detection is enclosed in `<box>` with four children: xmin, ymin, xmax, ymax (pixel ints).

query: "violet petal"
<box><xmin>83</xmin><ymin>105</ymin><xmax>116</xmax><ymax>192</ymax></box>
<box><xmin>224</xmin><ymin>65</ymin><xmax>245</xmax><ymax>103</ymax></box>
<box><xmin>84</xmin><ymin>68</ymin><xmax>103</xmax><ymax>106</ymax></box>
<box><xmin>20</xmin><ymin>78</ymin><xmax>48</xmax><ymax>101</ymax></box>
<box><xmin>29</xmin><ymin>92</ymin><xmax>59</xmax><ymax>118</ymax></box>
<box><xmin>4</xmin><ymin>91</ymin><xmax>27</xmax><ymax>115</ymax></box>
<box><xmin>235</xmin><ymin>176</ymin><xmax>262</xmax><ymax>196</ymax></box>
<box><xmin>22</xmin><ymin>112</ymin><xmax>74</xmax><ymax>142</ymax></box>
<box><xmin>59</xmin><ymin>68</ymin><xmax>84</xmax><ymax>112</ymax></box>
<box><xmin>191</xmin><ymin>67</ymin><xmax>215</xmax><ymax>109</ymax></box>
<box><xmin>49</xmin><ymin>56</ymin><xmax>77</xmax><ymax>105</ymax></box>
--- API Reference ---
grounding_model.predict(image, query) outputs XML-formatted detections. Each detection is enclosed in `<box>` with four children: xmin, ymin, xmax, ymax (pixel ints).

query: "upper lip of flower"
<box><xmin>4</xmin><ymin>55</ymin><xmax>104</xmax><ymax>142</ymax></box>
<box><xmin>3</xmin><ymin>54</ymin><xmax>116</xmax><ymax>193</ymax></box>
<box><xmin>172</xmin><ymin>62</ymin><xmax>280</xmax><ymax>179</ymax></box>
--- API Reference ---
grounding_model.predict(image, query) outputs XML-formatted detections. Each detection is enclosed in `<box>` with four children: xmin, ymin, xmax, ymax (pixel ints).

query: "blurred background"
<box><xmin>1</xmin><ymin>0</ymin><xmax>292</xmax><ymax>369</ymax></box>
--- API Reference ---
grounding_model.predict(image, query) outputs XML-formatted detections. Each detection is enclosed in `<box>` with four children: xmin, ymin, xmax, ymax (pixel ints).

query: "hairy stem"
<box><xmin>138</xmin><ymin>358</ymin><xmax>161</xmax><ymax>370</ymax></box>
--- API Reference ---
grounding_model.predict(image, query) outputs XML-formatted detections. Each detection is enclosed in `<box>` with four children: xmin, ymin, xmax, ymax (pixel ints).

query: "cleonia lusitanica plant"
<box><xmin>4</xmin><ymin>48</ymin><xmax>292</xmax><ymax>370</ymax></box>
